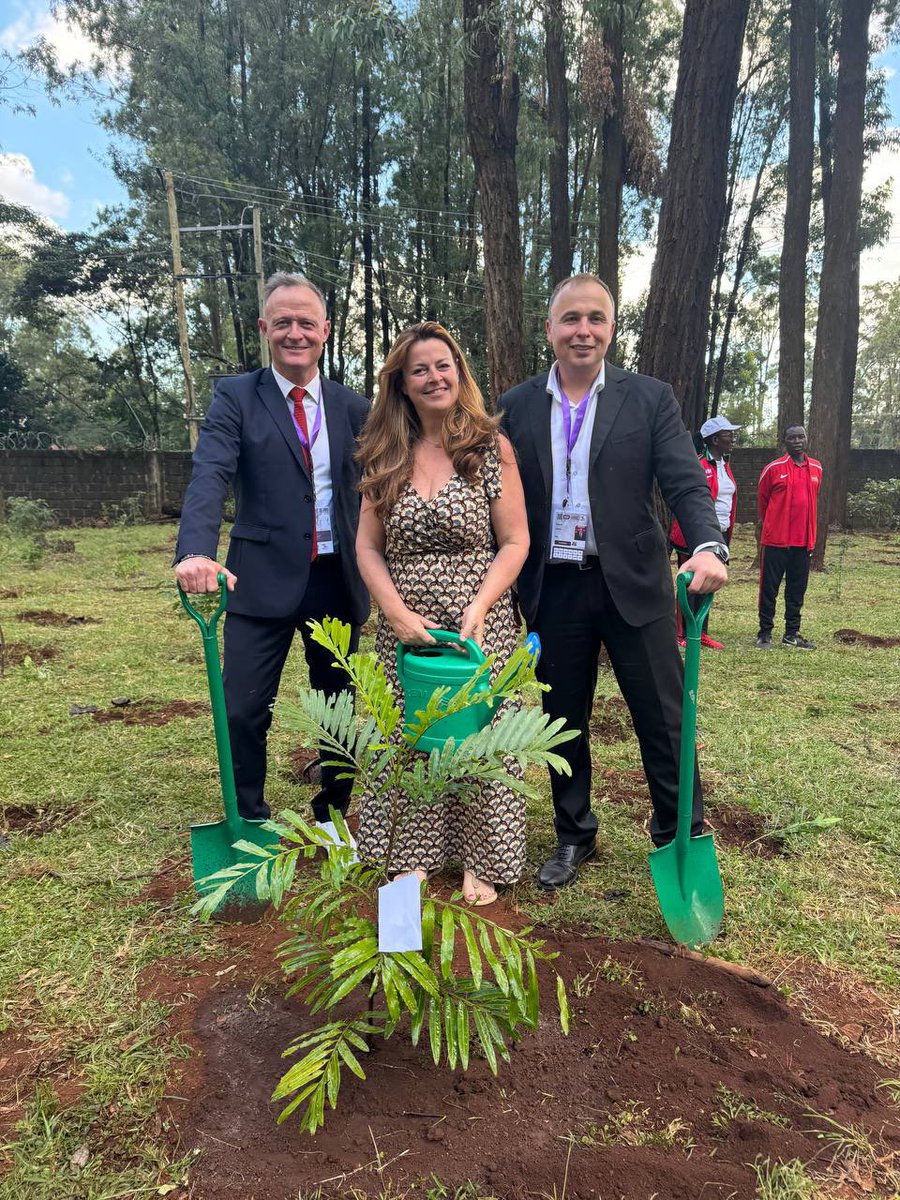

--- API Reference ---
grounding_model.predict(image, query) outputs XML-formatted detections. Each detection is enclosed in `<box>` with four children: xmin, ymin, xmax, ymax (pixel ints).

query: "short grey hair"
<box><xmin>548</xmin><ymin>273</ymin><xmax>616</xmax><ymax>319</ymax></box>
<box><xmin>263</xmin><ymin>271</ymin><xmax>327</xmax><ymax>313</ymax></box>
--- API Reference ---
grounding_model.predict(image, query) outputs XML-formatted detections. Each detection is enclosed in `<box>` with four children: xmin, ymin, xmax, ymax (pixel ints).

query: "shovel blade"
<box><xmin>190</xmin><ymin>817</ymin><xmax>280</xmax><ymax>912</ymax></box>
<box><xmin>649</xmin><ymin>833</ymin><xmax>724</xmax><ymax>948</ymax></box>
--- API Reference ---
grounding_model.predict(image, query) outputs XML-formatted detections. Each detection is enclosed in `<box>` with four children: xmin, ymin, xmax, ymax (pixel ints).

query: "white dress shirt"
<box><xmin>547</xmin><ymin>361</ymin><xmax>605</xmax><ymax>557</ymax></box>
<box><xmin>714</xmin><ymin>457</ymin><xmax>735</xmax><ymax>531</ymax></box>
<box><xmin>272</xmin><ymin>366</ymin><xmax>337</xmax><ymax>550</ymax></box>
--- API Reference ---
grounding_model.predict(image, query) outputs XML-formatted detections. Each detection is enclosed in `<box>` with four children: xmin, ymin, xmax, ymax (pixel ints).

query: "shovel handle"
<box><xmin>675</xmin><ymin>570</ymin><xmax>711</xmax><ymax>859</ymax></box>
<box><xmin>178</xmin><ymin>573</ymin><xmax>229</xmax><ymax>635</ymax></box>
<box><xmin>676</xmin><ymin>571</ymin><xmax>714</xmax><ymax>638</ymax></box>
<box><xmin>178</xmin><ymin>573</ymin><xmax>242</xmax><ymax>832</ymax></box>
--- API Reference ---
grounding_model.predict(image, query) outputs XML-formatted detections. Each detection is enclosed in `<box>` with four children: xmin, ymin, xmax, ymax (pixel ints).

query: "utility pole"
<box><xmin>163</xmin><ymin>170</ymin><xmax>199</xmax><ymax>450</ymax></box>
<box><xmin>251</xmin><ymin>206</ymin><xmax>269</xmax><ymax>368</ymax></box>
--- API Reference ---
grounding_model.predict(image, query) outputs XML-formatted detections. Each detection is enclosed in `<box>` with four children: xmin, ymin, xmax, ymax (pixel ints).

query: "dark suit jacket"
<box><xmin>498</xmin><ymin>365</ymin><xmax>724</xmax><ymax>628</ymax></box>
<box><xmin>175</xmin><ymin>367</ymin><xmax>370</xmax><ymax>622</ymax></box>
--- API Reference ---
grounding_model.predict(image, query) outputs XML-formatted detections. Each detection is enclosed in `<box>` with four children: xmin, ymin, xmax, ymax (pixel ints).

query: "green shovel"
<box><xmin>648</xmin><ymin>571</ymin><xmax>724</xmax><ymax>948</ymax></box>
<box><xmin>178</xmin><ymin>574</ymin><xmax>279</xmax><ymax>910</ymax></box>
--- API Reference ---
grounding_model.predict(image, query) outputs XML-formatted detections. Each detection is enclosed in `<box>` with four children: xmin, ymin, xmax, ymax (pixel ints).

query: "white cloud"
<box><xmin>0</xmin><ymin>1</ymin><xmax>102</xmax><ymax>70</ymax></box>
<box><xmin>0</xmin><ymin>152</ymin><xmax>70</xmax><ymax>218</ymax></box>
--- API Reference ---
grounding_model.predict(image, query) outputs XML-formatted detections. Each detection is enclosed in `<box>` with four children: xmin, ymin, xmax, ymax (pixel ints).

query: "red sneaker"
<box><xmin>700</xmin><ymin>633</ymin><xmax>724</xmax><ymax>650</ymax></box>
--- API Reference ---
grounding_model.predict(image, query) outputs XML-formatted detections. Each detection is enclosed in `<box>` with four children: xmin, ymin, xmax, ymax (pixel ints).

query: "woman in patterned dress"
<box><xmin>355</xmin><ymin>322</ymin><xmax>530</xmax><ymax>905</ymax></box>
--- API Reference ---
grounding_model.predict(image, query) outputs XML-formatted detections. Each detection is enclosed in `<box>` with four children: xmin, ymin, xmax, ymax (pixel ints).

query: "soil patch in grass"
<box><xmin>834</xmin><ymin>628</ymin><xmax>900</xmax><ymax>649</ymax></box>
<box><xmin>590</xmin><ymin>696</ymin><xmax>634</xmax><ymax>742</ymax></box>
<box><xmin>704</xmin><ymin>803</ymin><xmax>781</xmax><ymax>858</ymax></box>
<box><xmin>140</xmin><ymin>882</ymin><xmax>900</xmax><ymax>1200</ymax></box>
<box><xmin>285</xmin><ymin>746</ymin><xmax>320</xmax><ymax>784</ymax></box>
<box><xmin>16</xmin><ymin>610</ymin><xmax>101</xmax><ymax>627</ymax></box>
<box><xmin>91</xmin><ymin>699</ymin><xmax>209</xmax><ymax>726</ymax></box>
<box><xmin>1</xmin><ymin>803</ymin><xmax>77</xmax><ymax>836</ymax></box>
<box><xmin>0</xmin><ymin>588</ymin><xmax>22</xmax><ymax>600</ymax></box>
<box><xmin>0</xmin><ymin>642</ymin><xmax>59</xmax><ymax>669</ymax></box>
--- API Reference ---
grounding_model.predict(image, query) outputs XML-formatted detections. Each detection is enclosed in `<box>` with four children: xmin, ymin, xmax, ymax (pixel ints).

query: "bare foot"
<box><xmin>395</xmin><ymin>868</ymin><xmax>428</xmax><ymax>884</ymax></box>
<box><xmin>462</xmin><ymin>869</ymin><xmax>497</xmax><ymax>907</ymax></box>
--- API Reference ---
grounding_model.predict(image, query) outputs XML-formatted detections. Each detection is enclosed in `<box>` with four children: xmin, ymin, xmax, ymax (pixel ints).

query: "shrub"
<box><xmin>5</xmin><ymin>497</ymin><xmax>56</xmax><ymax>536</ymax></box>
<box><xmin>846</xmin><ymin>478</ymin><xmax>900</xmax><ymax>530</ymax></box>
<box><xmin>195</xmin><ymin>618</ymin><xmax>577</xmax><ymax>1134</ymax></box>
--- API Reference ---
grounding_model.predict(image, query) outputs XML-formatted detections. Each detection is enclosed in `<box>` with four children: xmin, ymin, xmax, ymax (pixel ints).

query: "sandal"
<box><xmin>462</xmin><ymin>870</ymin><xmax>497</xmax><ymax>907</ymax></box>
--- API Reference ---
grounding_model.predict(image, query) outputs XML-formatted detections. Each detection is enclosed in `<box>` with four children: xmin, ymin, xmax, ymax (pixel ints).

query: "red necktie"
<box><xmin>289</xmin><ymin>386</ymin><xmax>317</xmax><ymax>561</ymax></box>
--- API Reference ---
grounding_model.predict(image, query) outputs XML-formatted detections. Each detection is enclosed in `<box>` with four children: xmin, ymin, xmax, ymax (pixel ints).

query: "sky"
<box><xmin>1</xmin><ymin>0</ymin><xmax>898</xmax><ymax>305</ymax></box>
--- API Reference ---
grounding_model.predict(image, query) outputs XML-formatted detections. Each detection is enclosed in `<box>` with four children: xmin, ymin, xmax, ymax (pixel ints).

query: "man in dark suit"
<box><xmin>174</xmin><ymin>272</ymin><xmax>369</xmax><ymax>822</ymax></box>
<box><xmin>498</xmin><ymin>274</ymin><xmax>728</xmax><ymax>889</ymax></box>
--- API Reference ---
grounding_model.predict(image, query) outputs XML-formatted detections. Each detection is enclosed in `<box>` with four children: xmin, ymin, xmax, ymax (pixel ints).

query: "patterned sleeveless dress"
<box><xmin>356</xmin><ymin>438</ymin><xmax>525</xmax><ymax>884</ymax></box>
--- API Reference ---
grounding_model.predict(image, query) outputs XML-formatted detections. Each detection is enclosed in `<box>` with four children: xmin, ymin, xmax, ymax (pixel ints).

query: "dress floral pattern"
<box><xmin>357</xmin><ymin>439</ymin><xmax>525</xmax><ymax>884</ymax></box>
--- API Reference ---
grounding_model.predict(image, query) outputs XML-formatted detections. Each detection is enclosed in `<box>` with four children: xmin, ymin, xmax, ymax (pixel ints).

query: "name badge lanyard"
<box><xmin>291</xmin><ymin>397</ymin><xmax>323</xmax><ymax>469</ymax></box>
<box><xmin>560</xmin><ymin>386</ymin><xmax>593</xmax><ymax>504</ymax></box>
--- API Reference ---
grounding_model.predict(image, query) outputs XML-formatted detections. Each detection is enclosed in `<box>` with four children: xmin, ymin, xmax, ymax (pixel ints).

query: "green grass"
<box><xmin>0</xmin><ymin>522</ymin><xmax>898</xmax><ymax>1195</ymax></box>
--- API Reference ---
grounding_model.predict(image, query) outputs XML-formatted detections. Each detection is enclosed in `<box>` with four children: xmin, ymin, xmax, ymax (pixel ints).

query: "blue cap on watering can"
<box><xmin>525</xmin><ymin>632</ymin><xmax>541</xmax><ymax>666</ymax></box>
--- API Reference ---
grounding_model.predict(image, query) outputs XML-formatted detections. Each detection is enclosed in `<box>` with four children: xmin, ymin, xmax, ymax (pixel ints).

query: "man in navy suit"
<box><xmin>498</xmin><ymin>274</ymin><xmax>728</xmax><ymax>889</ymax></box>
<box><xmin>174</xmin><ymin>273</ymin><xmax>369</xmax><ymax>822</ymax></box>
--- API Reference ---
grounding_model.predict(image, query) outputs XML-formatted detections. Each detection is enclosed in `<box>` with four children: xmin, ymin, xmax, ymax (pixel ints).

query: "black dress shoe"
<box><xmin>536</xmin><ymin>841</ymin><xmax>597</xmax><ymax>890</ymax></box>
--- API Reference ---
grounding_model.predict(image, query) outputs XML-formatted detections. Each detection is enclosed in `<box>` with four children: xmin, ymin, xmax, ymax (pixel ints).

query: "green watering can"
<box><xmin>397</xmin><ymin>630</ymin><xmax>492</xmax><ymax>750</ymax></box>
<box><xmin>648</xmin><ymin>571</ymin><xmax>725</xmax><ymax>948</ymax></box>
<box><xmin>178</xmin><ymin>574</ymin><xmax>279</xmax><ymax>910</ymax></box>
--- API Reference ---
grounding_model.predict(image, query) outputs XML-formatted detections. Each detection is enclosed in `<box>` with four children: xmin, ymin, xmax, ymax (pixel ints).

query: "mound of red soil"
<box><xmin>137</xmin><ymin>880</ymin><xmax>899</xmax><ymax>1200</ymax></box>
<box><xmin>834</xmin><ymin>628</ymin><xmax>900</xmax><ymax>649</ymax></box>
<box><xmin>0</xmin><ymin>643</ymin><xmax>59</xmax><ymax>669</ymax></box>
<box><xmin>91</xmin><ymin>699</ymin><xmax>208</xmax><ymax>726</ymax></box>
<box><xmin>16</xmin><ymin>611</ymin><xmax>101</xmax><ymax>627</ymax></box>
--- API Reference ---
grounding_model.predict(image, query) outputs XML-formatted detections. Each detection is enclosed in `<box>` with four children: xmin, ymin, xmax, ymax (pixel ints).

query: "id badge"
<box><xmin>549</xmin><ymin>504</ymin><xmax>588</xmax><ymax>563</ymax></box>
<box><xmin>315</xmin><ymin>504</ymin><xmax>336</xmax><ymax>555</ymax></box>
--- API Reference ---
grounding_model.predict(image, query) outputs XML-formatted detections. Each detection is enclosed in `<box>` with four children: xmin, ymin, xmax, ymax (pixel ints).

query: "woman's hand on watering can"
<box><xmin>390</xmin><ymin>607</ymin><xmax>440</xmax><ymax>646</ymax></box>
<box><xmin>459</xmin><ymin>600</ymin><xmax>487</xmax><ymax>646</ymax></box>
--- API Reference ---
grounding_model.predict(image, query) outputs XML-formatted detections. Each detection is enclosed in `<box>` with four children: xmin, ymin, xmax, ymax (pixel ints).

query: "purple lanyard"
<box><xmin>291</xmin><ymin>393</ymin><xmax>322</xmax><ymax>457</ymax></box>
<box><xmin>559</xmin><ymin>385</ymin><xmax>593</xmax><ymax>498</ymax></box>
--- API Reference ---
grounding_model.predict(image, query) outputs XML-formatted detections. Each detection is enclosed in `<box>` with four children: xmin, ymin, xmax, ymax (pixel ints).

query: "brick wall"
<box><xmin>729</xmin><ymin>447</ymin><xmax>900</xmax><ymax>522</ymax></box>
<box><xmin>1</xmin><ymin>446</ymin><xmax>898</xmax><ymax>525</ymax></box>
<box><xmin>0</xmin><ymin>450</ymin><xmax>193</xmax><ymax>524</ymax></box>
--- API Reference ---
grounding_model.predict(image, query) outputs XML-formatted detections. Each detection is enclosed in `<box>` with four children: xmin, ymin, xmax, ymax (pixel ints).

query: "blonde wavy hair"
<box><xmin>358</xmin><ymin>322</ymin><xmax>499</xmax><ymax>520</ymax></box>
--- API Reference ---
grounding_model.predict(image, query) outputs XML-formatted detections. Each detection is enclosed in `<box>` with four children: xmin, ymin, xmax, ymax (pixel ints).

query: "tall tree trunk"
<box><xmin>817</xmin><ymin>0</ymin><xmax>835</xmax><ymax>227</ymax></box>
<box><xmin>545</xmin><ymin>0</ymin><xmax>572</xmax><ymax>285</ymax></box>
<box><xmin>637</xmin><ymin>0</ymin><xmax>750</xmax><ymax>430</ymax></box>
<box><xmin>362</xmin><ymin>76</ymin><xmax>375</xmax><ymax>398</ymax></box>
<box><xmin>778</xmin><ymin>0</ymin><xmax>816</xmax><ymax>434</ymax></box>
<box><xmin>808</xmin><ymin>0</ymin><xmax>872</xmax><ymax>567</ymax></box>
<box><xmin>463</xmin><ymin>0</ymin><xmax>525</xmax><ymax>400</ymax></box>
<box><xmin>597</xmin><ymin>9</ymin><xmax>624</xmax><ymax>363</ymax></box>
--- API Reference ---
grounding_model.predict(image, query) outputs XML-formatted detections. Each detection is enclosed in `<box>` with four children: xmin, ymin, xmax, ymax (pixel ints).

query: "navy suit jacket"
<box><xmin>175</xmin><ymin>367</ymin><xmax>370</xmax><ymax>622</ymax></box>
<box><xmin>498</xmin><ymin>364</ymin><xmax>724</xmax><ymax>628</ymax></box>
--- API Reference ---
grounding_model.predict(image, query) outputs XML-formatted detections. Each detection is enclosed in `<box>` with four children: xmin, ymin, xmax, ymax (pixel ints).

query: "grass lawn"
<box><xmin>0</xmin><ymin>521</ymin><xmax>898</xmax><ymax>1199</ymax></box>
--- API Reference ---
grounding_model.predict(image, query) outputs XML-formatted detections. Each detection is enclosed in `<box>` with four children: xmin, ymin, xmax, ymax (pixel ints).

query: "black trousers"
<box><xmin>674</xmin><ymin>528</ymin><xmax>731</xmax><ymax>636</ymax></box>
<box><xmin>758</xmin><ymin>546</ymin><xmax>810</xmax><ymax>638</ymax></box>
<box><xmin>530</xmin><ymin>561</ymin><xmax>703</xmax><ymax>849</ymax></box>
<box><xmin>222</xmin><ymin>555</ymin><xmax>360</xmax><ymax>821</ymax></box>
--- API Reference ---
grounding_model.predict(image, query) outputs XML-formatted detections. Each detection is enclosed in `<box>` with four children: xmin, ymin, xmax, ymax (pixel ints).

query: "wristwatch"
<box><xmin>694</xmin><ymin>541</ymin><xmax>729</xmax><ymax>564</ymax></box>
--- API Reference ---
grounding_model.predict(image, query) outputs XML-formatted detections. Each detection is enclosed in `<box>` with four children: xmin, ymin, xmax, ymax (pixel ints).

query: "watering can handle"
<box><xmin>397</xmin><ymin>628</ymin><xmax>485</xmax><ymax>680</ymax></box>
<box><xmin>676</xmin><ymin>571</ymin><xmax>714</xmax><ymax>637</ymax></box>
<box><xmin>177</xmin><ymin>572</ymin><xmax>229</xmax><ymax>635</ymax></box>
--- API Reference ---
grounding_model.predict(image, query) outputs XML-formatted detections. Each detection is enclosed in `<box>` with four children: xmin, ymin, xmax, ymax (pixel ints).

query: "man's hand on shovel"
<box><xmin>175</xmin><ymin>555</ymin><xmax>237</xmax><ymax>594</ymax></box>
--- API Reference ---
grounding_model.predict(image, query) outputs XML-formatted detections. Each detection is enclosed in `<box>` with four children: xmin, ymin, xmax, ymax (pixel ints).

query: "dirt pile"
<box><xmin>136</xmin><ymin>876</ymin><xmax>899</xmax><ymax>1200</ymax></box>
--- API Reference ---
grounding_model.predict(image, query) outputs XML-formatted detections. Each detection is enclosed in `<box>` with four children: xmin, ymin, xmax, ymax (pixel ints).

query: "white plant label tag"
<box><xmin>316</xmin><ymin>820</ymin><xmax>359</xmax><ymax>864</ymax></box>
<box><xmin>377</xmin><ymin>874</ymin><xmax>423</xmax><ymax>953</ymax></box>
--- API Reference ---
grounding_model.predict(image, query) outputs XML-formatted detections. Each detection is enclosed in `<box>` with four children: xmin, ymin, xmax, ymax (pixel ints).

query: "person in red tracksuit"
<box><xmin>670</xmin><ymin>415</ymin><xmax>739</xmax><ymax>649</ymax></box>
<box><xmin>756</xmin><ymin>425</ymin><xmax>823</xmax><ymax>650</ymax></box>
